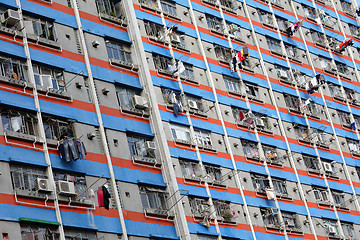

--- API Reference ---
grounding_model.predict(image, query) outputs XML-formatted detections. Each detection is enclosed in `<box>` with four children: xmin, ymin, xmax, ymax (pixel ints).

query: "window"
<box><xmin>311</xmin><ymin>30</ymin><xmax>326</xmax><ymax>46</ymax></box>
<box><xmin>220</xmin><ymin>0</ymin><xmax>236</xmax><ymax>9</ymax></box>
<box><xmin>275</xmin><ymin>65</ymin><xmax>291</xmax><ymax>82</ymax></box>
<box><xmin>258</xmin><ymin>10</ymin><xmax>273</xmax><ymax>26</ymax></box>
<box><xmin>21</xmin><ymin>224</ymin><xmax>59</xmax><ymax>240</ymax></box>
<box><xmin>245</xmin><ymin>84</ymin><xmax>260</xmax><ymax>100</ymax></box>
<box><xmin>224</xmin><ymin>76</ymin><xmax>242</xmax><ymax>94</ymax></box>
<box><xmin>303</xmin><ymin>155</ymin><xmax>320</xmax><ymax>173</ymax></box>
<box><xmin>206</xmin><ymin>15</ymin><xmax>224</xmax><ymax>33</ymax></box>
<box><xmin>311</xmin><ymin>128</ymin><xmax>327</xmax><ymax>147</ymax></box>
<box><xmin>263</xmin><ymin>145</ymin><xmax>283</xmax><ymax>165</ymax></box>
<box><xmin>284</xmin><ymin>44</ymin><xmax>301</xmax><ymax>61</ymax></box>
<box><xmin>153</xmin><ymin>54</ymin><xmax>173</xmax><ymax>73</ymax></box>
<box><xmin>341</xmin><ymin>1</ymin><xmax>354</xmax><ymax>15</ymax></box>
<box><xmin>189</xmin><ymin>197</ymin><xmax>209</xmax><ymax>217</ymax></box>
<box><xmin>139</xmin><ymin>186</ymin><xmax>168</xmax><ymax>210</ymax></box>
<box><xmin>96</xmin><ymin>0</ymin><xmax>125</xmax><ymax>21</ymax></box>
<box><xmin>323</xmin><ymin>219</ymin><xmax>340</xmax><ymax>237</ymax></box>
<box><xmin>319</xmin><ymin>12</ymin><xmax>336</xmax><ymax>28</ymax></box>
<box><xmin>24</xmin><ymin>17</ymin><xmax>56</xmax><ymax>41</ymax></box>
<box><xmin>181</xmin><ymin>63</ymin><xmax>194</xmax><ymax>79</ymax></box>
<box><xmin>160</xmin><ymin>0</ymin><xmax>177</xmax><ymax>17</ymax></box>
<box><xmin>252</xmin><ymin>174</ymin><xmax>270</xmax><ymax>193</ymax></box>
<box><xmin>170</xmin><ymin>124</ymin><xmax>191</xmax><ymax>144</ymax></box>
<box><xmin>319</xmin><ymin>57</ymin><xmax>335</xmax><ymax>73</ymax></box>
<box><xmin>303</xmin><ymin>5</ymin><xmax>317</xmax><ymax>19</ymax></box>
<box><xmin>327</xmin><ymin>36</ymin><xmax>341</xmax><ymax>51</ymax></box>
<box><xmin>53</xmin><ymin>172</ymin><xmax>88</xmax><ymax>201</ymax></box>
<box><xmin>282</xmin><ymin>211</ymin><xmax>300</xmax><ymax>231</ymax></box>
<box><xmin>162</xmin><ymin>88</ymin><xmax>181</xmax><ymax>106</ymax></box>
<box><xmin>116</xmin><ymin>86</ymin><xmax>141</xmax><ymax>110</ymax></box>
<box><xmin>194</xmin><ymin>129</ymin><xmax>212</xmax><ymax>148</ymax></box>
<box><xmin>332</xmin><ymin>191</ymin><xmax>346</xmax><ymax>208</ymax></box>
<box><xmin>204</xmin><ymin>164</ymin><xmax>222</xmax><ymax>183</ymax></box>
<box><xmin>242</xmin><ymin>141</ymin><xmax>260</xmax><ymax>160</ymax></box>
<box><xmin>179</xmin><ymin>160</ymin><xmax>202</xmax><ymax>179</ymax></box>
<box><xmin>65</xmin><ymin>231</ymin><xmax>96</xmax><ymax>240</ymax></box>
<box><xmin>11</xmin><ymin>165</ymin><xmax>46</xmax><ymax>192</ymax></box>
<box><xmin>1</xmin><ymin>109</ymin><xmax>37</xmax><ymax>136</ymax></box>
<box><xmin>336</xmin><ymin>62</ymin><xmax>350</xmax><ymax>76</ymax></box>
<box><xmin>106</xmin><ymin>41</ymin><xmax>132</xmax><ymax>64</ymax></box>
<box><xmin>272</xmin><ymin>178</ymin><xmax>288</xmax><ymax>197</ymax></box>
<box><xmin>32</xmin><ymin>64</ymin><xmax>64</xmax><ymax>91</ymax></box>
<box><xmin>295</xmin><ymin>125</ymin><xmax>310</xmax><ymax>142</ymax></box>
<box><xmin>305</xmin><ymin>102</ymin><xmax>323</xmax><ymax>119</ymax></box>
<box><xmin>186</xmin><ymin>95</ymin><xmax>206</xmax><ymax>115</ymax></box>
<box><xmin>276</xmin><ymin>17</ymin><xmax>288</xmax><ymax>32</ymax></box>
<box><xmin>337</xmin><ymin>110</ymin><xmax>352</xmax><ymax>127</ymax></box>
<box><xmin>127</xmin><ymin>135</ymin><xmax>155</xmax><ymax>158</ymax></box>
<box><xmin>329</xmin><ymin>84</ymin><xmax>344</xmax><ymax>100</ymax></box>
<box><xmin>347</xmin><ymin>139</ymin><xmax>360</xmax><ymax>155</ymax></box>
<box><xmin>313</xmin><ymin>187</ymin><xmax>330</xmax><ymax>204</ymax></box>
<box><xmin>342</xmin><ymin>222</ymin><xmax>355</xmax><ymax>238</ymax></box>
<box><xmin>284</xmin><ymin>95</ymin><xmax>300</xmax><ymax>112</ymax></box>
<box><xmin>344</xmin><ymin>88</ymin><xmax>360</xmax><ymax>105</ymax></box>
<box><xmin>139</xmin><ymin>0</ymin><xmax>158</xmax><ymax>9</ymax></box>
<box><xmin>261</xmin><ymin>208</ymin><xmax>280</xmax><ymax>228</ymax></box>
<box><xmin>0</xmin><ymin>57</ymin><xmax>27</xmax><ymax>82</ymax></box>
<box><xmin>43</xmin><ymin>116</ymin><xmax>74</xmax><ymax>141</ymax></box>
<box><xmin>349</xmin><ymin>24</ymin><xmax>360</xmax><ymax>38</ymax></box>
<box><xmin>227</xmin><ymin>23</ymin><xmax>242</xmax><ymax>40</ymax></box>
<box><xmin>144</xmin><ymin>21</ymin><xmax>164</xmax><ymax>41</ymax></box>
<box><xmin>266</xmin><ymin>37</ymin><xmax>282</xmax><ymax>54</ymax></box>
<box><xmin>214</xmin><ymin>45</ymin><xmax>232</xmax><ymax>63</ymax></box>
<box><xmin>213</xmin><ymin>200</ymin><xmax>233</xmax><ymax>222</ymax></box>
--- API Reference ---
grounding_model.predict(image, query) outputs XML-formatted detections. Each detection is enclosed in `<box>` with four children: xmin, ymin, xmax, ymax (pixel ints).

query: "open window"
<box><xmin>349</xmin><ymin>24</ymin><xmax>360</xmax><ymax>39</ymax></box>
<box><xmin>258</xmin><ymin>10</ymin><xmax>274</xmax><ymax>28</ymax></box>
<box><xmin>227</xmin><ymin>22</ymin><xmax>243</xmax><ymax>41</ymax></box>
<box><xmin>32</xmin><ymin>64</ymin><xmax>67</xmax><ymax>97</ymax></box>
<box><xmin>153</xmin><ymin>54</ymin><xmax>173</xmax><ymax>76</ymax></box>
<box><xmin>276</xmin><ymin>16</ymin><xmax>290</xmax><ymax>33</ymax></box>
<box><xmin>261</xmin><ymin>208</ymin><xmax>280</xmax><ymax>229</ymax></box>
<box><xmin>303</xmin><ymin>155</ymin><xmax>320</xmax><ymax>174</ymax></box>
<box><xmin>332</xmin><ymin>191</ymin><xmax>346</xmax><ymax>209</ymax></box>
<box><xmin>323</xmin><ymin>219</ymin><xmax>340</xmax><ymax>238</ymax></box>
<box><xmin>127</xmin><ymin>135</ymin><xmax>159</xmax><ymax>166</ymax></box>
<box><xmin>318</xmin><ymin>10</ymin><xmax>337</xmax><ymax>29</ymax></box>
<box><xmin>1</xmin><ymin>108</ymin><xmax>37</xmax><ymax>141</ymax></box>
<box><xmin>42</xmin><ymin>115</ymin><xmax>74</xmax><ymax>144</ymax></box>
<box><xmin>294</xmin><ymin>124</ymin><xmax>311</xmax><ymax>143</ymax></box>
<box><xmin>284</xmin><ymin>94</ymin><xmax>301</xmax><ymax>112</ymax></box>
<box><xmin>313</xmin><ymin>187</ymin><xmax>331</xmax><ymax>205</ymax></box>
<box><xmin>95</xmin><ymin>0</ymin><xmax>126</xmax><ymax>25</ymax></box>
<box><xmin>329</xmin><ymin>84</ymin><xmax>345</xmax><ymax>101</ymax></box>
<box><xmin>214</xmin><ymin>45</ymin><xmax>232</xmax><ymax>63</ymax></box>
<box><xmin>0</xmin><ymin>56</ymin><xmax>28</xmax><ymax>86</ymax></box>
<box><xmin>139</xmin><ymin>0</ymin><xmax>158</xmax><ymax>10</ymax></box>
<box><xmin>213</xmin><ymin>200</ymin><xmax>235</xmax><ymax>222</ymax></box>
<box><xmin>194</xmin><ymin>129</ymin><xmax>213</xmax><ymax>150</ymax></box>
<box><xmin>282</xmin><ymin>211</ymin><xmax>302</xmax><ymax>232</ymax></box>
<box><xmin>344</xmin><ymin>88</ymin><xmax>360</xmax><ymax>106</ymax></box>
<box><xmin>204</xmin><ymin>164</ymin><xmax>223</xmax><ymax>185</ymax></box>
<box><xmin>337</xmin><ymin>110</ymin><xmax>352</xmax><ymax>128</ymax></box>
<box><xmin>160</xmin><ymin>0</ymin><xmax>178</xmax><ymax>19</ymax></box>
<box><xmin>179</xmin><ymin>160</ymin><xmax>202</xmax><ymax>181</ymax></box>
<box><xmin>272</xmin><ymin>178</ymin><xmax>288</xmax><ymax>198</ymax></box>
<box><xmin>21</xmin><ymin>223</ymin><xmax>59</xmax><ymax>240</ymax></box>
<box><xmin>252</xmin><ymin>174</ymin><xmax>270</xmax><ymax>194</ymax></box>
<box><xmin>144</xmin><ymin>21</ymin><xmax>164</xmax><ymax>42</ymax></box>
<box><xmin>116</xmin><ymin>86</ymin><xmax>149</xmax><ymax>116</ymax></box>
<box><xmin>189</xmin><ymin>197</ymin><xmax>209</xmax><ymax>218</ymax></box>
<box><xmin>266</xmin><ymin>37</ymin><xmax>282</xmax><ymax>55</ymax></box>
<box><xmin>11</xmin><ymin>165</ymin><xmax>48</xmax><ymax>197</ymax></box>
<box><xmin>242</xmin><ymin>140</ymin><xmax>260</xmax><ymax>160</ymax></box>
<box><xmin>311</xmin><ymin>30</ymin><xmax>326</xmax><ymax>48</ymax></box>
<box><xmin>139</xmin><ymin>185</ymin><xmax>173</xmax><ymax>218</ymax></box>
<box><xmin>185</xmin><ymin>95</ymin><xmax>207</xmax><ymax>117</ymax></box>
<box><xmin>303</xmin><ymin>5</ymin><xmax>317</xmax><ymax>21</ymax></box>
<box><xmin>206</xmin><ymin>15</ymin><xmax>224</xmax><ymax>34</ymax></box>
<box><xmin>276</xmin><ymin>66</ymin><xmax>291</xmax><ymax>84</ymax></box>
<box><xmin>245</xmin><ymin>83</ymin><xmax>261</xmax><ymax>101</ymax></box>
<box><xmin>263</xmin><ymin>145</ymin><xmax>283</xmax><ymax>166</ymax></box>
<box><xmin>23</xmin><ymin>16</ymin><xmax>60</xmax><ymax>49</ymax></box>
<box><xmin>284</xmin><ymin>44</ymin><xmax>303</xmax><ymax>62</ymax></box>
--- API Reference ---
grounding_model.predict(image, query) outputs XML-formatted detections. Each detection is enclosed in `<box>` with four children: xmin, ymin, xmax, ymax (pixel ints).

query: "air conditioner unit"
<box><xmin>328</xmin><ymin>225</ymin><xmax>337</xmax><ymax>235</ymax></box>
<box><xmin>265</xmin><ymin>188</ymin><xmax>276</xmax><ymax>200</ymax></box>
<box><xmin>132</xmin><ymin>95</ymin><xmax>148</xmax><ymax>109</ymax></box>
<box><xmin>278</xmin><ymin>70</ymin><xmax>288</xmax><ymax>79</ymax></box>
<box><xmin>170</xmin><ymin>34</ymin><xmax>181</xmax><ymax>44</ymax></box>
<box><xmin>188</xmin><ymin>100</ymin><xmax>198</xmax><ymax>109</ymax></box>
<box><xmin>292</xmin><ymin>68</ymin><xmax>300</xmax><ymax>75</ymax></box>
<box><xmin>36</xmin><ymin>178</ymin><xmax>52</xmax><ymax>192</ymax></box>
<box><xmin>255</xmin><ymin>118</ymin><xmax>265</xmax><ymax>127</ymax></box>
<box><xmin>228</xmin><ymin>23</ymin><xmax>238</xmax><ymax>33</ymax></box>
<box><xmin>323</xmin><ymin>162</ymin><xmax>333</xmax><ymax>172</ymax></box>
<box><xmin>57</xmin><ymin>180</ymin><xmax>76</xmax><ymax>196</ymax></box>
<box><xmin>145</xmin><ymin>141</ymin><xmax>156</xmax><ymax>152</ymax></box>
<box><xmin>1</xmin><ymin>9</ymin><xmax>20</xmax><ymax>26</ymax></box>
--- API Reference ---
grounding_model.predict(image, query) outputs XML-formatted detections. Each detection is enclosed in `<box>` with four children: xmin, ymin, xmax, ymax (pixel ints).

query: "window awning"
<box><xmin>18</xmin><ymin>217</ymin><xmax>60</xmax><ymax>226</ymax></box>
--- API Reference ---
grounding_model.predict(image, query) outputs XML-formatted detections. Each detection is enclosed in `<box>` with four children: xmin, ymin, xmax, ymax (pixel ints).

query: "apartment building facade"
<box><xmin>1</xmin><ymin>0</ymin><xmax>360</xmax><ymax>239</ymax></box>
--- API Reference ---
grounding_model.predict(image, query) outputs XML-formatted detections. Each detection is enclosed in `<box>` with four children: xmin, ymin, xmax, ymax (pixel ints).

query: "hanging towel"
<box><xmin>239</xmin><ymin>111</ymin><xmax>245</xmax><ymax>121</ymax></box>
<box><xmin>97</xmin><ymin>189</ymin><xmax>104</xmax><ymax>207</ymax></box>
<box><xmin>102</xmin><ymin>186</ymin><xmax>111</xmax><ymax>210</ymax></box>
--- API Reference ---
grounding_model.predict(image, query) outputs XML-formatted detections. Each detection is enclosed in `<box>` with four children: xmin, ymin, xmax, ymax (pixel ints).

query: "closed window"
<box><xmin>161</xmin><ymin>0</ymin><xmax>177</xmax><ymax>16</ymax></box>
<box><xmin>181</xmin><ymin>63</ymin><xmax>194</xmax><ymax>79</ymax></box>
<box><xmin>194</xmin><ymin>129</ymin><xmax>212</xmax><ymax>147</ymax></box>
<box><xmin>106</xmin><ymin>41</ymin><xmax>132</xmax><ymax>64</ymax></box>
<box><xmin>140</xmin><ymin>0</ymin><xmax>157</xmax><ymax>8</ymax></box>
<box><xmin>323</xmin><ymin>219</ymin><xmax>339</xmax><ymax>236</ymax></box>
<box><xmin>266</xmin><ymin>37</ymin><xmax>281</xmax><ymax>53</ymax></box>
<box><xmin>336</xmin><ymin>62</ymin><xmax>350</xmax><ymax>75</ymax></box>
<box><xmin>139</xmin><ymin>186</ymin><xmax>168</xmax><ymax>210</ymax></box>
<box><xmin>170</xmin><ymin>124</ymin><xmax>191</xmax><ymax>143</ymax></box>
<box><xmin>204</xmin><ymin>164</ymin><xmax>222</xmax><ymax>182</ymax></box>
<box><xmin>282</xmin><ymin>211</ymin><xmax>300</xmax><ymax>230</ymax></box>
<box><xmin>214</xmin><ymin>45</ymin><xmax>232</xmax><ymax>62</ymax></box>
<box><xmin>303</xmin><ymin>5</ymin><xmax>317</xmax><ymax>19</ymax></box>
<box><xmin>332</xmin><ymin>191</ymin><xmax>345</xmax><ymax>207</ymax></box>
<box><xmin>258</xmin><ymin>10</ymin><xmax>273</xmax><ymax>26</ymax></box>
<box><xmin>272</xmin><ymin>178</ymin><xmax>288</xmax><ymax>196</ymax></box>
<box><xmin>311</xmin><ymin>30</ymin><xmax>325</xmax><ymax>44</ymax></box>
<box><xmin>224</xmin><ymin>76</ymin><xmax>242</xmax><ymax>93</ymax></box>
<box><xmin>342</xmin><ymin>222</ymin><xmax>355</xmax><ymax>238</ymax></box>
<box><xmin>345</xmin><ymin>138</ymin><xmax>358</xmax><ymax>154</ymax></box>
<box><xmin>329</xmin><ymin>84</ymin><xmax>344</xmax><ymax>99</ymax></box>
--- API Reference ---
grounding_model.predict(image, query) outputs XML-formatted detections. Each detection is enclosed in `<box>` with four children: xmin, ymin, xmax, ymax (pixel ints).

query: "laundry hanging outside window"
<box><xmin>286</xmin><ymin>19</ymin><xmax>302</xmax><ymax>37</ymax></box>
<box><xmin>336</xmin><ymin>37</ymin><xmax>353</xmax><ymax>53</ymax></box>
<box><xmin>306</xmin><ymin>74</ymin><xmax>325</xmax><ymax>94</ymax></box>
<box><xmin>230</xmin><ymin>47</ymin><xmax>249</xmax><ymax>72</ymax></box>
<box><xmin>58</xmin><ymin>128</ymin><xmax>87</xmax><ymax>162</ymax></box>
<box><xmin>97</xmin><ymin>185</ymin><xmax>111</xmax><ymax>210</ymax></box>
